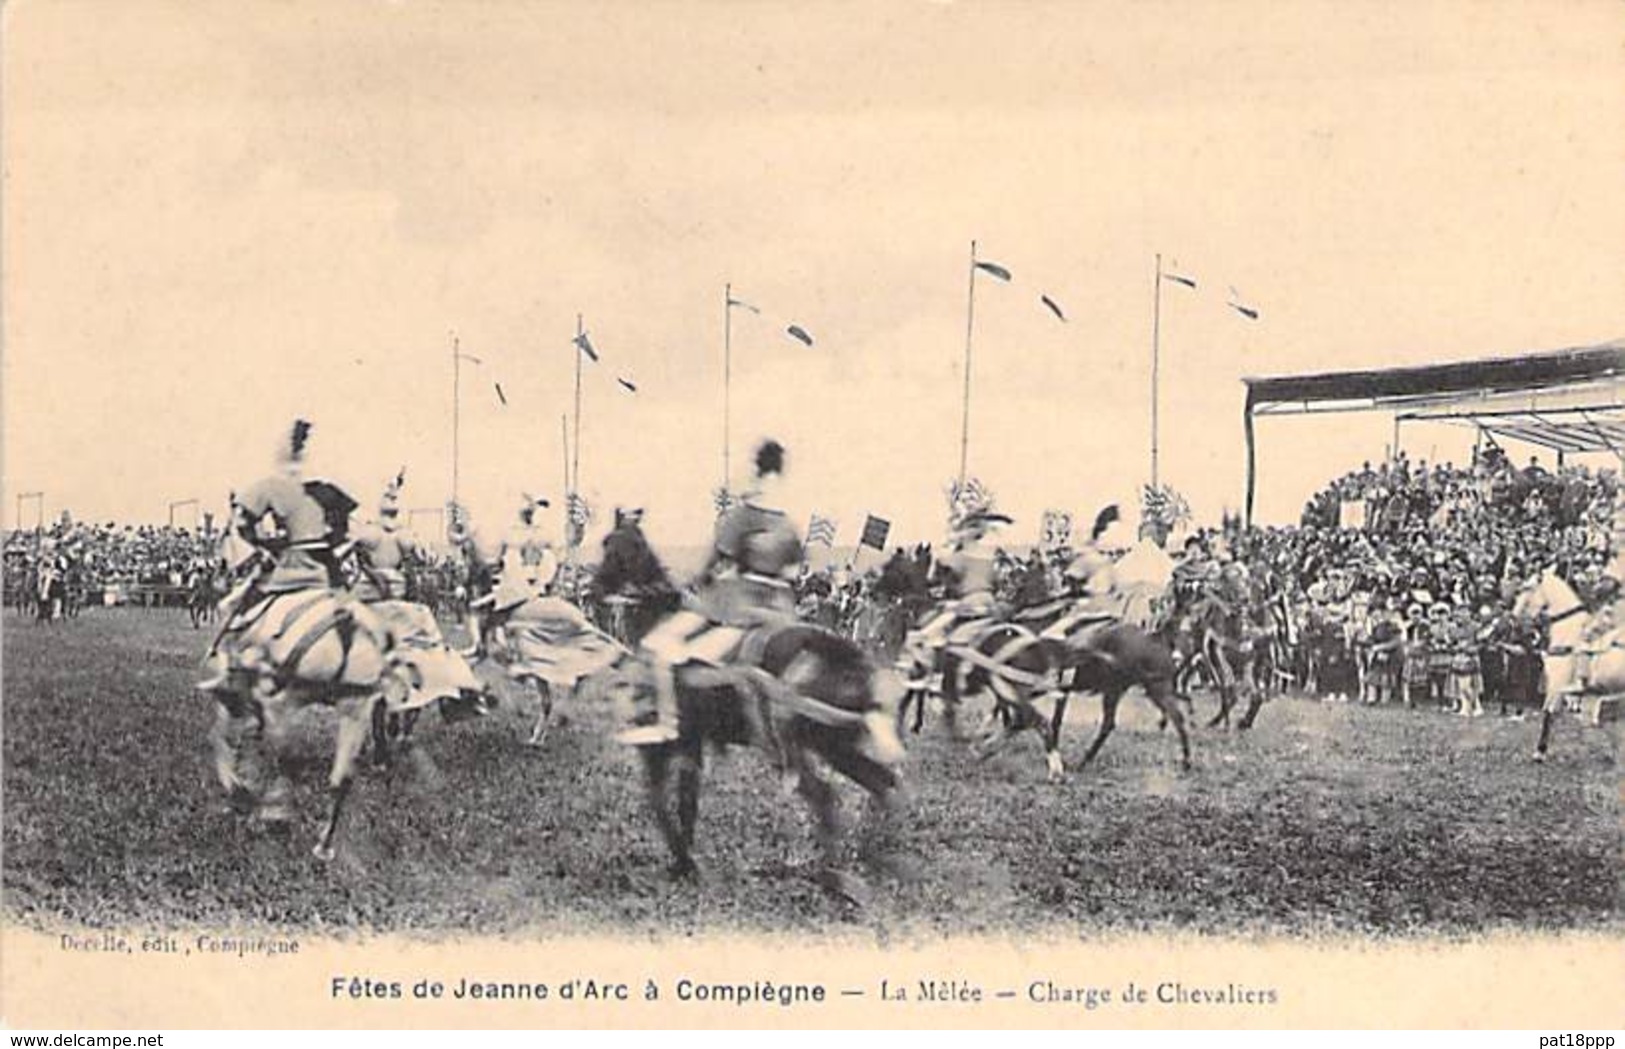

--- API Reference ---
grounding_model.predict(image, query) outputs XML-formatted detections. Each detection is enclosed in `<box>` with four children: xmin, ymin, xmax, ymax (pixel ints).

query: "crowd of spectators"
<box><xmin>3</xmin><ymin>521</ymin><xmax>220</xmax><ymax>605</ymax></box>
<box><xmin>1287</xmin><ymin>445</ymin><xmax>1616</xmax><ymax>606</ymax></box>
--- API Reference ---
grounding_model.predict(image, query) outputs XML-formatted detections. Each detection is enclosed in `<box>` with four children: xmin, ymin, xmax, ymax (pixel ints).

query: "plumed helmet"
<box><xmin>754</xmin><ymin>439</ymin><xmax>786</xmax><ymax>477</ymax></box>
<box><xmin>277</xmin><ymin>419</ymin><xmax>313</xmax><ymax>472</ymax></box>
<box><xmin>380</xmin><ymin>468</ymin><xmax>405</xmax><ymax>517</ymax></box>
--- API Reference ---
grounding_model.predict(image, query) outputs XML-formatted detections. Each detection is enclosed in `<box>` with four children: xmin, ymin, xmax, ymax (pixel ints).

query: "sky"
<box><xmin>4</xmin><ymin>0</ymin><xmax>1622</xmax><ymax>554</ymax></box>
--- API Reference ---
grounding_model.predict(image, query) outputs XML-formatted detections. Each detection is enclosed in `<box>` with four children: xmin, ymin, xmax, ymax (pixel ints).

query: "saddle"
<box><xmin>681</xmin><ymin>621</ymin><xmax>874</xmax><ymax>733</ymax></box>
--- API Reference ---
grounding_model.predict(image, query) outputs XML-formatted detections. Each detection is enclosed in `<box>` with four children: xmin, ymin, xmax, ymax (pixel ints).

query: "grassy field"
<box><xmin>2</xmin><ymin>608</ymin><xmax>1619</xmax><ymax>942</ymax></box>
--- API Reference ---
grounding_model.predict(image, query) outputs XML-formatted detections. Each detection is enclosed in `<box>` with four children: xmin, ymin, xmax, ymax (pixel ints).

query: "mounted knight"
<box><xmin>622</xmin><ymin>438</ymin><xmax>807</xmax><ymax>745</ymax></box>
<box><xmin>351</xmin><ymin>468</ymin><xmax>491</xmax><ymax>721</ymax></box>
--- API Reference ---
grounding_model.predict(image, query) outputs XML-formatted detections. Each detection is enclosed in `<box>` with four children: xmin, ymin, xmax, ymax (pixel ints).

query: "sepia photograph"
<box><xmin>2</xmin><ymin>0</ymin><xmax>1621</xmax><ymax>1032</ymax></box>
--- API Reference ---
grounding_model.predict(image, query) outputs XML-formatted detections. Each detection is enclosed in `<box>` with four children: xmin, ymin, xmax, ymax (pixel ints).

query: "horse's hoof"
<box><xmin>818</xmin><ymin>869</ymin><xmax>873</xmax><ymax>908</ymax></box>
<box><xmin>312</xmin><ymin>841</ymin><xmax>336</xmax><ymax>862</ymax></box>
<box><xmin>667</xmin><ymin>859</ymin><xmax>697</xmax><ymax>881</ymax></box>
<box><xmin>1531</xmin><ymin>751</ymin><xmax>1547</xmax><ymax>764</ymax></box>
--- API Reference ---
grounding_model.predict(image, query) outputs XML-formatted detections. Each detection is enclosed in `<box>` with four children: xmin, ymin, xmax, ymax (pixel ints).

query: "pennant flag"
<box><xmin>617</xmin><ymin>377</ymin><xmax>638</xmax><ymax>393</ymax></box>
<box><xmin>859</xmin><ymin>514</ymin><xmax>891</xmax><ymax>551</ymax></box>
<box><xmin>727</xmin><ymin>297</ymin><xmax>761</xmax><ymax>314</ymax></box>
<box><xmin>808</xmin><ymin>514</ymin><xmax>838</xmax><ymax>547</ymax></box>
<box><xmin>1162</xmin><ymin>261</ymin><xmax>1197</xmax><ymax>289</ymax></box>
<box><xmin>1227</xmin><ymin>287</ymin><xmax>1260</xmax><ymax>320</ymax></box>
<box><xmin>573</xmin><ymin>331</ymin><xmax>599</xmax><ymax>362</ymax></box>
<box><xmin>973</xmin><ymin>260</ymin><xmax>1013</xmax><ymax>282</ymax></box>
<box><xmin>1040</xmin><ymin>294</ymin><xmax>1067</xmax><ymax>322</ymax></box>
<box><xmin>493</xmin><ymin>382</ymin><xmax>508</xmax><ymax>406</ymax></box>
<box><xmin>785</xmin><ymin>324</ymin><xmax>814</xmax><ymax>347</ymax></box>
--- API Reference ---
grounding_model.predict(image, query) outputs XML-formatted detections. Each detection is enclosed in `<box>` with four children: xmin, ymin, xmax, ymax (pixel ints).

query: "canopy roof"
<box><xmin>1239</xmin><ymin>338</ymin><xmax>1625</xmax><ymax>524</ymax></box>
<box><xmin>1243</xmin><ymin>338</ymin><xmax>1625</xmax><ymax>455</ymax></box>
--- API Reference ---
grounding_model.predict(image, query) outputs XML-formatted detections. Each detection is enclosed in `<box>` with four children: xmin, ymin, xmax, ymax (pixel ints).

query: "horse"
<box><xmin>898</xmin><ymin>600</ymin><xmax>1192</xmax><ymax>781</ymax></box>
<box><xmin>206</xmin><ymin>583</ymin><xmax>409</xmax><ymax>860</ymax></box>
<box><xmin>1185</xmin><ymin>576</ymin><xmax>1277</xmax><ymax>730</ymax></box>
<box><xmin>473</xmin><ymin>586</ymin><xmax>626</xmax><ymax>747</ymax></box>
<box><xmin>188</xmin><ymin>563</ymin><xmax>223</xmax><ymax>629</ymax></box>
<box><xmin>603</xmin><ymin>621</ymin><xmax>907</xmax><ymax>901</ymax></box>
<box><xmin>1512</xmin><ymin>568</ymin><xmax>1625</xmax><ymax>761</ymax></box>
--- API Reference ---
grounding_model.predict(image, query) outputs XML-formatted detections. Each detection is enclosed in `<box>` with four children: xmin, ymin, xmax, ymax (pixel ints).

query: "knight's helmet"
<box><xmin>379</xmin><ymin>468</ymin><xmax>405</xmax><ymax>524</ymax></box>
<box><xmin>277</xmin><ymin>419</ymin><xmax>313</xmax><ymax>478</ymax></box>
<box><xmin>947</xmin><ymin>476</ymin><xmax>998</xmax><ymax>541</ymax></box>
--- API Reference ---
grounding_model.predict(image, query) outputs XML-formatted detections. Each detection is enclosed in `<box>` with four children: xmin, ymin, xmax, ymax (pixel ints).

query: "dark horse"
<box><xmin>898</xmin><ymin>603</ymin><xmax>1192</xmax><ymax>781</ymax></box>
<box><xmin>605</xmin><ymin>626</ymin><xmax>906</xmax><ymax>900</ymax></box>
<box><xmin>595</xmin><ymin>521</ymin><xmax>907</xmax><ymax>901</ymax></box>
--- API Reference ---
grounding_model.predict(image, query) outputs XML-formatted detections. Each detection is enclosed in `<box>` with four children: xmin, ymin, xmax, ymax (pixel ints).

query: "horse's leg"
<box><xmin>1237</xmin><ymin>669</ymin><xmax>1266</xmax><ymax>731</ymax></box>
<box><xmin>1145</xmin><ymin>672</ymin><xmax>1193</xmax><ymax>771</ymax></box>
<box><xmin>1077</xmin><ymin>687</ymin><xmax>1122</xmax><ymax>768</ymax></box>
<box><xmin>791</xmin><ymin>748</ymin><xmax>869</xmax><ymax>905</ymax></box>
<box><xmin>640</xmin><ymin>746</ymin><xmax>694</xmax><ymax>877</ymax></box>
<box><xmin>1043</xmin><ymin>691</ymin><xmax>1069</xmax><ymax>782</ymax></box>
<box><xmin>1207</xmin><ymin>649</ymin><xmax>1234</xmax><ymax>729</ymax></box>
<box><xmin>674</xmin><ymin>741</ymin><xmax>704</xmax><ymax>873</ymax></box>
<box><xmin>820</xmin><ymin>744</ymin><xmax>907</xmax><ymax>881</ymax></box>
<box><xmin>1533</xmin><ymin>711</ymin><xmax>1555</xmax><ymax>761</ymax></box>
<box><xmin>526</xmin><ymin>679</ymin><xmax>554</xmax><ymax>748</ymax></box>
<box><xmin>253</xmin><ymin>690</ymin><xmax>297</xmax><ymax>829</ymax></box>
<box><xmin>1532</xmin><ymin>655</ymin><xmax>1569</xmax><ymax>761</ymax></box>
<box><xmin>940</xmin><ymin>653</ymin><xmax>964</xmax><ymax>739</ymax></box>
<box><xmin>208</xmin><ymin>698</ymin><xmax>260</xmax><ymax>814</ymax></box>
<box><xmin>313</xmin><ymin>693</ymin><xmax>375</xmax><ymax>862</ymax></box>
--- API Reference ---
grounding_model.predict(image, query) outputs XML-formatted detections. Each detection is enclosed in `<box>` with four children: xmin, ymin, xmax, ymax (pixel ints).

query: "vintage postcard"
<box><xmin>2</xmin><ymin>0</ymin><xmax>1621</xmax><ymax>1032</ymax></box>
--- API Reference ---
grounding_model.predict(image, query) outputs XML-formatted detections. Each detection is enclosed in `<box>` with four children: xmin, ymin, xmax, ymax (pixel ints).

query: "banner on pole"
<box><xmin>860</xmin><ymin>514</ymin><xmax>891</xmax><ymax>551</ymax></box>
<box><xmin>808</xmin><ymin>514</ymin><xmax>837</xmax><ymax>547</ymax></box>
<box><xmin>1040</xmin><ymin>509</ymin><xmax>1074</xmax><ymax>552</ymax></box>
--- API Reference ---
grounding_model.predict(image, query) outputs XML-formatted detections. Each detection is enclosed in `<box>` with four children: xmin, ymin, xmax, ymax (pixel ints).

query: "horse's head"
<box><xmin>1510</xmin><ymin>567</ymin><xmax>1564</xmax><ymax>624</ymax></box>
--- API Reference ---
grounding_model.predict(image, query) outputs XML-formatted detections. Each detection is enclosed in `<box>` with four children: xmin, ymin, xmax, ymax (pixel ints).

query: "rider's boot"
<box><xmin>615</xmin><ymin>659</ymin><xmax>680</xmax><ymax>746</ymax></box>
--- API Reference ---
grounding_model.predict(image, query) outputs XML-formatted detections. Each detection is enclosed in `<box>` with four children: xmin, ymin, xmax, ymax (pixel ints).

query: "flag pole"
<box><xmin>959</xmin><ymin>239</ymin><xmax>978</xmax><ymax>485</ymax></box>
<box><xmin>1151</xmin><ymin>253</ymin><xmax>1162</xmax><ymax>489</ymax></box>
<box><xmin>451</xmin><ymin>333</ymin><xmax>462</xmax><ymax>508</ymax></box>
<box><xmin>723</xmin><ymin>281</ymin><xmax>733</xmax><ymax>495</ymax></box>
<box><xmin>572</xmin><ymin>313</ymin><xmax>584</xmax><ymax>511</ymax></box>
<box><xmin>561</xmin><ymin>414</ymin><xmax>571</xmax><ymax>500</ymax></box>
<box><xmin>561</xmin><ymin>411</ymin><xmax>577</xmax><ymax>594</ymax></box>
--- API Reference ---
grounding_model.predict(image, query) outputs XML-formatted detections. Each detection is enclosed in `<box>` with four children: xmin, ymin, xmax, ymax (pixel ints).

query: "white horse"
<box><xmin>473</xmin><ymin>584</ymin><xmax>626</xmax><ymax>747</ymax></box>
<box><xmin>207</xmin><ymin>585</ymin><xmax>406</xmax><ymax>860</ymax></box>
<box><xmin>1511</xmin><ymin>568</ymin><xmax>1625</xmax><ymax>761</ymax></box>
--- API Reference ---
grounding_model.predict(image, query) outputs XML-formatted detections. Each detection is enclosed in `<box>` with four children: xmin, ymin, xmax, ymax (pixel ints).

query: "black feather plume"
<box><xmin>1091</xmin><ymin>504</ymin><xmax>1120</xmax><ymax>542</ymax></box>
<box><xmin>289</xmin><ymin>420</ymin><xmax>312</xmax><ymax>461</ymax></box>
